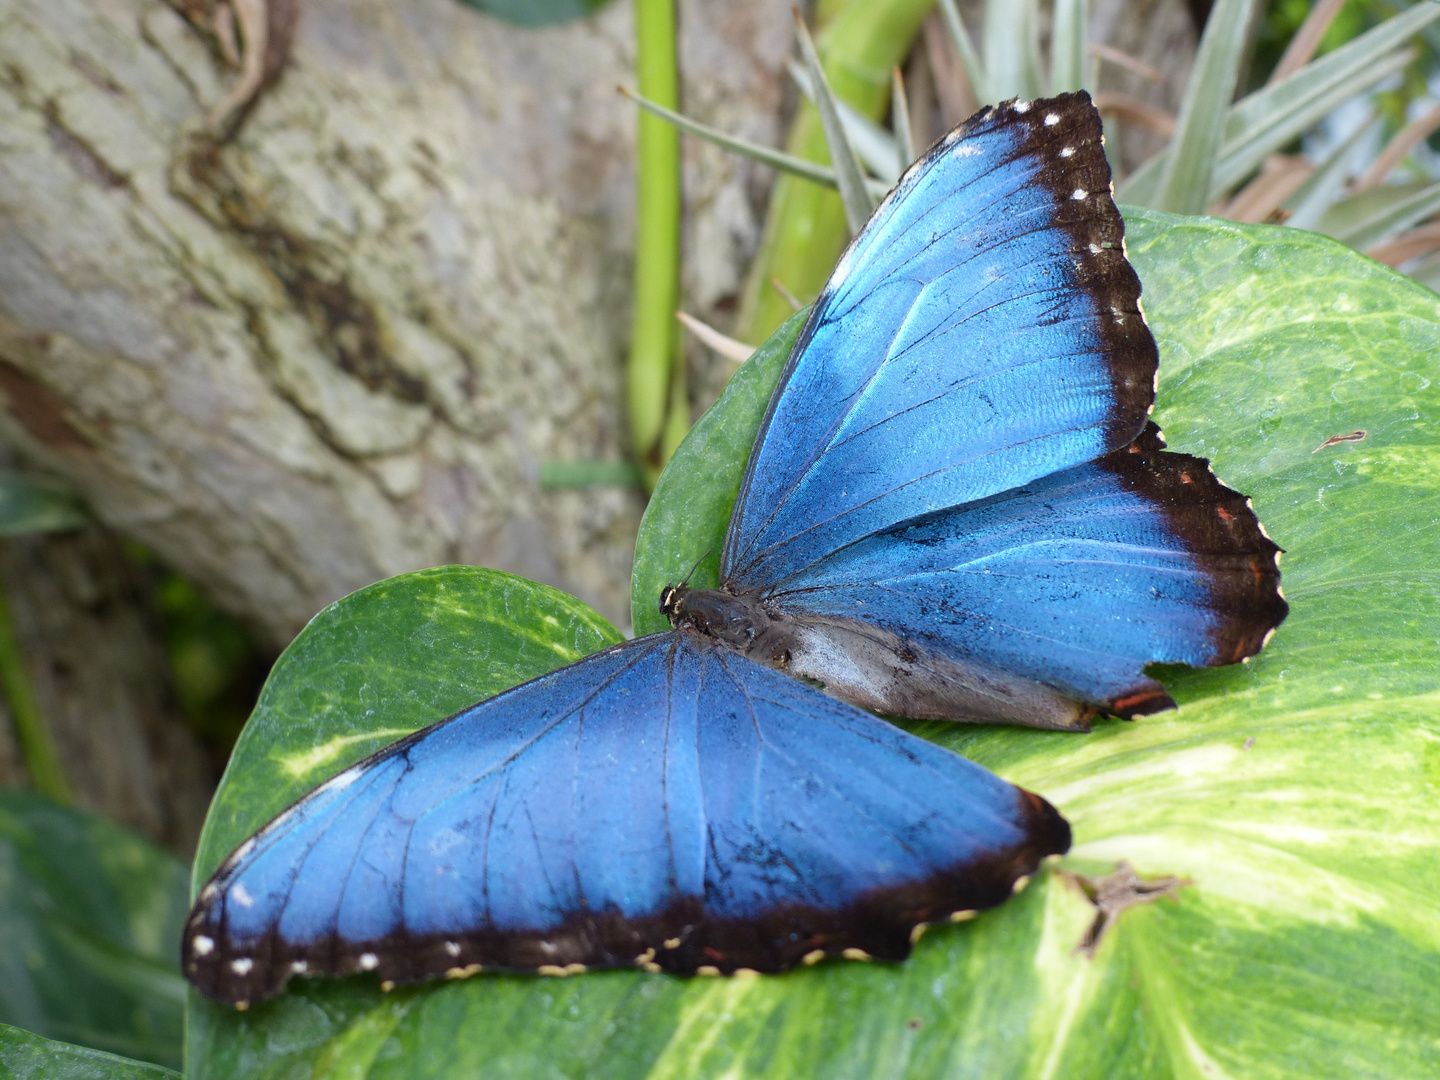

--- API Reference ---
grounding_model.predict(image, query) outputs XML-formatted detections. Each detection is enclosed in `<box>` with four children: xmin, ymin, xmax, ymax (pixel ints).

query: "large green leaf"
<box><xmin>187</xmin><ymin>214</ymin><xmax>1440</xmax><ymax>1078</ymax></box>
<box><xmin>0</xmin><ymin>1023</ymin><xmax>180</xmax><ymax>1079</ymax></box>
<box><xmin>0</xmin><ymin>791</ymin><xmax>188</xmax><ymax>1068</ymax></box>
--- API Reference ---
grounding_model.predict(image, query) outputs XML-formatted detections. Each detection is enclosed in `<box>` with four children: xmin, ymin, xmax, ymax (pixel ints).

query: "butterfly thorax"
<box><xmin>661</xmin><ymin>585</ymin><xmax>772</xmax><ymax>651</ymax></box>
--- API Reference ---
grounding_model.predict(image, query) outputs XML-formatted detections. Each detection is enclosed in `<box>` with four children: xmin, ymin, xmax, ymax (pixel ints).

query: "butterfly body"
<box><xmin>664</xmin><ymin>585</ymin><xmax>1091</xmax><ymax>729</ymax></box>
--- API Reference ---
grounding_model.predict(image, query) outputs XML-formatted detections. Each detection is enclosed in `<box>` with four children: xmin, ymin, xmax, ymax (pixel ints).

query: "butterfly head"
<box><xmin>659</xmin><ymin>583</ymin><xmax>688</xmax><ymax>624</ymax></box>
<box><xmin>661</xmin><ymin>550</ymin><xmax>714</xmax><ymax>626</ymax></box>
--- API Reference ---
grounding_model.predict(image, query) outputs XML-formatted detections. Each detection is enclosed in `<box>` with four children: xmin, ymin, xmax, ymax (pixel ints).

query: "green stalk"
<box><xmin>734</xmin><ymin>0</ymin><xmax>936</xmax><ymax>346</ymax></box>
<box><xmin>0</xmin><ymin>580</ymin><xmax>71</xmax><ymax>803</ymax></box>
<box><xmin>628</xmin><ymin>0</ymin><xmax>682</xmax><ymax>486</ymax></box>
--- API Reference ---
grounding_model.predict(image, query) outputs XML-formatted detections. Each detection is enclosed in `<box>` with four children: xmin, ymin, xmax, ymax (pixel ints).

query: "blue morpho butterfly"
<box><xmin>183</xmin><ymin>92</ymin><xmax>1286</xmax><ymax>1007</ymax></box>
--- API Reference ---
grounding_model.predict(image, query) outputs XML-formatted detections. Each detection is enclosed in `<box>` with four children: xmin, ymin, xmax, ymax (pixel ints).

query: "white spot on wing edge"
<box><xmin>1072</xmin><ymin>189</ymin><xmax>1088</xmax><ymax>200</ymax></box>
<box><xmin>359</xmin><ymin>952</ymin><xmax>378</xmax><ymax>970</ymax></box>
<box><xmin>291</xmin><ymin>959</ymin><xmax>308</xmax><ymax>973</ymax></box>
<box><xmin>231</xmin><ymin>957</ymin><xmax>253</xmax><ymax>975</ymax></box>
<box><xmin>1013</xmin><ymin>99</ymin><xmax>1031</xmax><ymax>113</ymax></box>
<box><xmin>1060</xmin><ymin>146</ymin><xmax>1075</xmax><ymax>158</ymax></box>
<box><xmin>192</xmin><ymin>935</ymin><xmax>214</xmax><ymax>956</ymax></box>
<box><xmin>1044</xmin><ymin>113</ymin><xmax>1059</xmax><ymax>126</ymax></box>
<box><xmin>445</xmin><ymin>941</ymin><xmax>461</xmax><ymax>957</ymax></box>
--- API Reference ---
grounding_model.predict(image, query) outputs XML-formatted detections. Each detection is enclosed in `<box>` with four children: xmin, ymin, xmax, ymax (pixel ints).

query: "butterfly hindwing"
<box><xmin>754</xmin><ymin>425</ymin><xmax>1286</xmax><ymax>728</ymax></box>
<box><xmin>723</xmin><ymin>92</ymin><xmax>1157</xmax><ymax>589</ymax></box>
<box><xmin>184</xmin><ymin>633</ymin><xmax>1069</xmax><ymax>1006</ymax></box>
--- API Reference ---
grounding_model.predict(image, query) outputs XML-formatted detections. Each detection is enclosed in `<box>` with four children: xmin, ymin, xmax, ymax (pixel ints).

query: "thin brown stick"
<box><xmin>1088</xmin><ymin>42</ymin><xmax>1163</xmax><ymax>84</ymax></box>
<box><xmin>1365</xmin><ymin>220</ymin><xmax>1440</xmax><ymax>266</ymax></box>
<box><xmin>1354</xmin><ymin>102</ymin><xmax>1440</xmax><ymax>192</ymax></box>
<box><xmin>770</xmin><ymin>278</ymin><xmax>803</xmax><ymax>312</ymax></box>
<box><xmin>1269</xmin><ymin>0</ymin><xmax>1349</xmax><ymax>84</ymax></box>
<box><xmin>1092</xmin><ymin>92</ymin><xmax>1177</xmax><ymax>137</ymax></box>
<box><xmin>675</xmin><ymin>311</ymin><xmax>754</xmax><ymax>363</ymax></box>
<box><xmin>923</xmin><ymin>12</ymin><xmax>977</xmax><ymax>127</ymax></box>
<box><xmin>1220</xmin><ymin>154</ymin><xmax>1314</xmax><ymax>222</ymax></box>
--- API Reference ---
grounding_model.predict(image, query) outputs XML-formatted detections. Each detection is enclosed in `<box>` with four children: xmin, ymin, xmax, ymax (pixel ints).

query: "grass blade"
<box><xmin>1284</xmin><ymin>113</ymin><xmax>1378</xmax><ymax>232</ymax></box>
<box><xmin>1124</xmin><ymin>3</ymin><xmax>1440</xmax><ymax>205</ymax></box>
<box><xmin>1210</xmin><ymin>47</ymin><xmax>1415</xmax><ymax>196</ymax></box>
<box><xmin>1051</xmin><ymin>0</ymin><xmax>1089</xmax><ymax>94</ymax></box>
<box><xmin>794</xmin><ymin>10</ymin><xmax>877</xmax><ymax>234</ymax></box>
<box><xmin>892</xmin><ymin>66</ymin><xmax>915</xmax><ymax>172</ymax></box>
<box><xmin>1094</xmin><ymin>92</ymin><xmax>1177</xmax><ymax>138</ymax></box>
<box><xmin>1220</xmin><ymin>154</ymin><xmax>1312</xmax><ymax>222</ymax></box>
<box><xmin>788</xmin><ymin>60</ymin><xmax>902</xmax><ymax>183</ymax></box>
<box><xmin>1229</xmin><ymin>4</ymin><xmax>1440</xmax><ymax>145</ymax></box>
<box><xmin>733</xmin><ymin>0</ymin><xmax>935</xmax><ymax>345</ymax></box>
<box><xmin>1328</xmin><ymin>181</ymin><xmax>1440</xmax><ymax>249</ymax></box>
<box><xmin>1152</xmin><ymin>0</ymin><xmax>1260</xmax><ymax>214</ymax></box>
<box><xmin>623</xmin><ymin>89</ymin><xmax>888</xmax><ymax>198</ymax></box>
<box><xmin>983</xmin><ymin>0</ymin><xmax>1043</xmax><ymax>101</ymax></box>
<box><xmin>937</xmin><ymin>0</ymin><xmax>987</xmax><ymax>102</ymax></box>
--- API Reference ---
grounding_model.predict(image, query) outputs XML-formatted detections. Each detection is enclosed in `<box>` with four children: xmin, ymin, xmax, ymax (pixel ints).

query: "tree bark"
<box><xmin>0</xmin><ymin>0</ymin><xmax>791</xmax><ymax>647</ymax></box>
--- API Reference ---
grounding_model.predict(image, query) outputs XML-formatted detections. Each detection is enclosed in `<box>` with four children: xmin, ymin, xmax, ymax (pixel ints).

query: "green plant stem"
<box><xmin>0</xmin><ymin>580</ymin><xmax>71</xmax><ymax>803</ymax></box>
<box><xmin>628</xmin><ymin>0</ymin><xmax>682</xmax><ymax>486</ymax></box>
<box><xmin>734</xmin><ymin>0</ymin><xmax>935</xmax><ymax>346</ymax></box>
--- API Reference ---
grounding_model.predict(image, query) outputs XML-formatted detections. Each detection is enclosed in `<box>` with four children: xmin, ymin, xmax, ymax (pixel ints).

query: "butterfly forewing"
<box><xmin>723</xmin><ymin>92</ymin><xmax>1156</xmax><ymax>589</ymax></box>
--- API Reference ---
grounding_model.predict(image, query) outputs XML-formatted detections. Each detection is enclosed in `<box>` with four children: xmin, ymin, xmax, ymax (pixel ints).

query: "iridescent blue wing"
<box><xmin>183</xmin><ymin>632</ymin><xmax>1069</xmax><ymax>1006</ymax></box>
<box><xmin>723</xmin><ymin>92</ymin><xmax>1156</xmax><ymax>589</ymax></box>
<box><xmin>759</xmin><ymin>426</ymin><xmax>1287</xmax><ymax>730</ymax></box>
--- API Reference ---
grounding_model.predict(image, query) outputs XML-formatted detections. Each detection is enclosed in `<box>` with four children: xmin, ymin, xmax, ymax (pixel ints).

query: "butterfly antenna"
<box><xmin>679</xmin><ymin>550</ymin><xmax>711</xmax><ymax>589</ymax></box>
